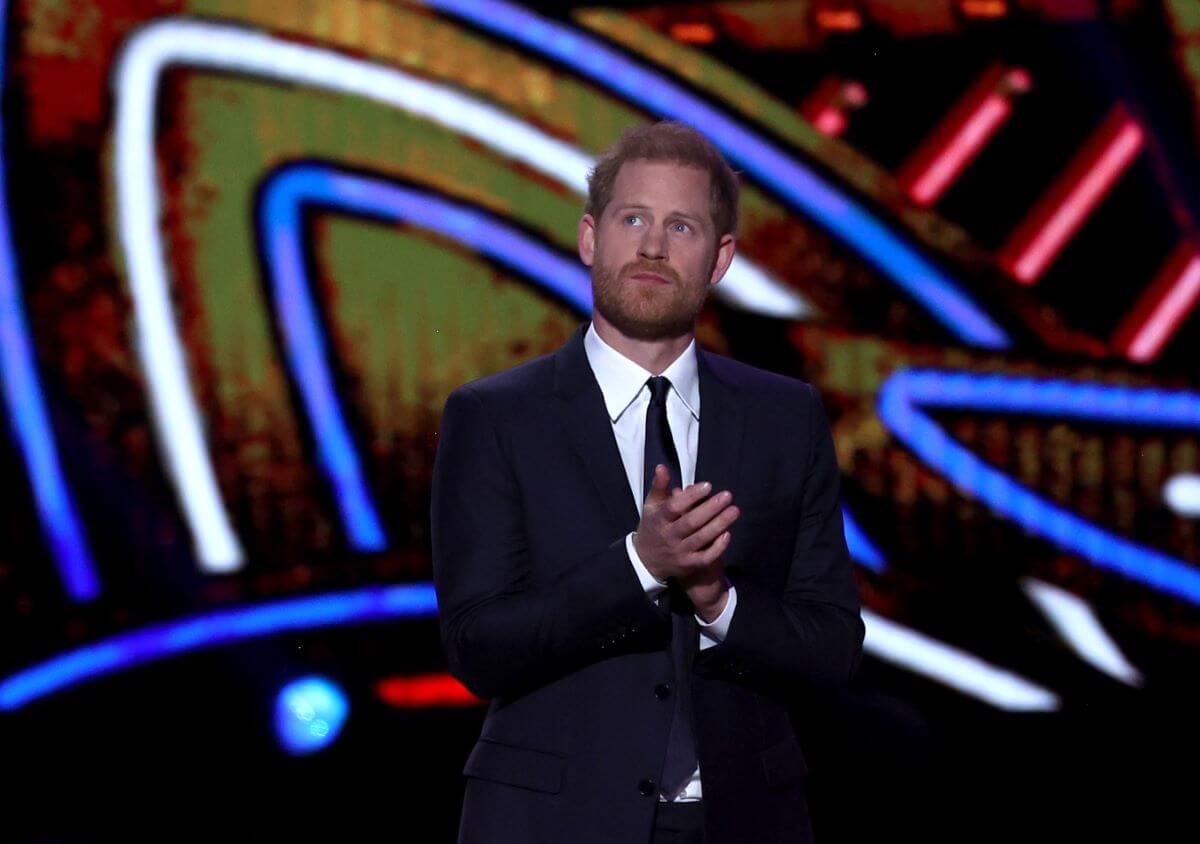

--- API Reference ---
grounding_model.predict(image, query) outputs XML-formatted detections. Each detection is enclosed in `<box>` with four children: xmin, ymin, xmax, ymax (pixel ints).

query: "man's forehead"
<box><xmin>613</xmin><ymin>158</ymin><xmax>709</xmax><ymax>182</ymax></box>
<box><xmin>609</xmin><ymin>159</ymin><xmax>711</xmax><ymax>204</ymax></box>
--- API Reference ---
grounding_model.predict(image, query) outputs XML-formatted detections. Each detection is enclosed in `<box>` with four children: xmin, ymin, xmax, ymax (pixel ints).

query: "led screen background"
<box><xmin>1</xmin><ymin>0</ymin><xmax>1198</xmax><ymax>839</ymax></box>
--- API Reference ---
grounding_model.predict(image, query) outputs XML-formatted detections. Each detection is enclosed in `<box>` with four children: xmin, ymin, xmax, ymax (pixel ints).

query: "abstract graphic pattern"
<box><xmin>2</xmin><ymin>1</ymin><xmax>1198</xmax><ymax>738</ymax></box>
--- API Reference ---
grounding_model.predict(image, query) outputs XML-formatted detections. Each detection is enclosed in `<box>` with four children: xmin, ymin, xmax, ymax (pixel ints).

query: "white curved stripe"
<box><xmin>1021</xmin><ymin>578</ymin><xmax>1143</xmax><ymax>686</ymax></box>
<box><xmin>712</xmin><ymin>260</ymin><xmax>810</xmax><ymax>318</ymax></box>
<box><xmin>114</xmin><ymin>19</ymin><xmax>814</xmax><ymax>570</ymax></box>
<box><xmin>862</xmin><ymin>609</ymin><xmax>1060</xmax><ymax>711</ymax></box>
<box><xmin>1164</xmin><ymin>473</ymin><xmax>1200</xmax><ymax>517</ymax></box>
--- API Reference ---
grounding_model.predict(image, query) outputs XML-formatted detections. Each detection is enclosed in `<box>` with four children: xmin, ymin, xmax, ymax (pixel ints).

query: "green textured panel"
<box><xmin>176</xmin><ymin>72</ymin><xmax>582</xmax><ymax>442</ymax></box>
<box><xmin>191</xmin><ymin>0</ymin><xmax>647</xmax><ymax>154</ymax></box>
<box><xmin>1167</xmin><ymin>0</ymin><xmax>1200</xmax><ymax>32</ymax></box>
<box><xmin>318</xmin><ymin>218</ymin><xmax>576</xmax><ymax>444</ymax></box>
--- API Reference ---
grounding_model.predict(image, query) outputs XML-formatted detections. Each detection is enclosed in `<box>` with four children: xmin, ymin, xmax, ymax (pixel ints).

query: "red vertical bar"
<box><xmin>1112</xmin><ymin>241</ymin><xmax>1200</xmax><ymax>362</ymax></box>
<box><xmin>898</xmin><ymin>64</ymin><xmax>1030</xmax><ymax>207</ymax></box>
<box><xmin>999</xmin><ymin>104</ymin><xmax>1144</xmax><ymax>285</ymax></box>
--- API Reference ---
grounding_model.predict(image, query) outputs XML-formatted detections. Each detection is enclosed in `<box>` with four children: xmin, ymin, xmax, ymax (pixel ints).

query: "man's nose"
<box><xmin>638</xmin><ymin>225</ymin><xmax>667</xmax><ymax>260</ymax></box>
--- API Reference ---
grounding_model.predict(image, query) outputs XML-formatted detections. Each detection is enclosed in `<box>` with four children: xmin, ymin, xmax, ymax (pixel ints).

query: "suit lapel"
<box><xmin>695</xmin><ymin>347</ymin><xmax>744</xmax><ymax>514</ymax></box>
<box><xmin>554</xmin><ymin>324</ymin><xmax>642</xmax><ymax>535</ymax></box>
<box><xmin>695</xmin><ymin>347</ymin><xmax>746</xmax><ymax>573</ymax></box>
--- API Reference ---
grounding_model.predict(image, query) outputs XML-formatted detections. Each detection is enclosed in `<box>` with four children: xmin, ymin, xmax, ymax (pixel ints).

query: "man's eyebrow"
<box><xmin>613</xmin><ymin>204</ymin><xmax>705</xmax><ymax>224</ymax></box>
<box><xmin>669</xmin><ymin>210</ymin><xmax>705</xmax><ymax>224</ymax></box>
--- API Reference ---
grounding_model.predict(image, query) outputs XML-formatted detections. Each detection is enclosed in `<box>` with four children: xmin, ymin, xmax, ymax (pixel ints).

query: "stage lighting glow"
<box><xmin>863</xmin><ymin>609</ymin><xmax>1058</xmax><ymax>711</ymax></box>
<box><xmin>421</xmin><ymin>0</ymin><xmax>1012</xmax><ymax>349</ymax></box>
<box><xmin>1164</xmin><ymin>473</ymin><xmax>1200</xmax><ymax>517</ymax></box>
<box><xmin>801</xmin><ymin>77</ymin><xmax>868</xmax><ymax>138</ymax></box>
<box><xmin>1120</xmin><ymin>248</ymin><xmax>1200</xmax><ymax>363</ymax></box>
<box><xmin>879</xmin><ymin>370</ymin><xmax>1200</xmax><ymax>605</ymax></box>
<box><xmin>908</xmin><ymin>96</ymin><xmax>1011</xmax><ymax>206</ymax></box>
<box><xmin>275</xmin><ymin>676</ymin><xmax>349</xmax><ymax>755</ymax></box>
<box><xmin>815</xmin><ymin>9</ymin><xmax>863</xmax><ymax>31</ymax></box>
<box><xmin>668</xmin><ymin>22</ymin><xmax>717</xmax><ymax>45</ymax></box>
<box><xmin>960</xmin><ymin>0</ymin><xmax>1008</xmax><ymax>18</ymax></box>
<box><xmin>0</xmin><ymin>575</ymin><xmax>1060</xmax><ymax>712</ymax></box>
<box><xmin>901</xmin><ymin>64</ymin><xmax>1029</xmax><ymax>207</ymax></box>
<box><xmin>1003</xmin><ymin>108</ymin><xmax>1143</xmax><ymax>284</ymax></box>
<box><xmin>376</xmin><ymin>673</ymin><xmax>482</xmax><ymax>708</ymax></box>
<box><xmin>842</xmin><ymin>505</ymin><xmax>886</xmax><ymax>572</ymax></box>
<box><xmin>812</xmin><ymin>108</ymin><xmax>847</xmax><ymax>136</ymax></box>
<box><xmin>0</xmin><ymin>584</ymin><xmax>438</xmax><ymax>711</ymax></box>
<box><xmin>0</xmin><ymin>0</ymin><xmax>99</xmax><ymax>600</ymax></box>
<box><xmin>114</xmin><ymin>19</ymin><xmax>811</xmax><ymax>568</ymax></box>
<box><xmin>1021</xmin><ymin>578</ymin><xmax>1142</xmax><ymax>686</ymax></box>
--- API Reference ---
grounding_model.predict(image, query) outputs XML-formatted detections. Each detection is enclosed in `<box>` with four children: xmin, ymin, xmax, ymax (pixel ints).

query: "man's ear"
<box><xmin>578</xmin><ymin>214</ymin><xmax>596</xmax><ymax>268</ymax></box>
<box><xmin>708</xmin><ymin>233</ymin><xmax>736</xmax><ymax>287</ymax></box>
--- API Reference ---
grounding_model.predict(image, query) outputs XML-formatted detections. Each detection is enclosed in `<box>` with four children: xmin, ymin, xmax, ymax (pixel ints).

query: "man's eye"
<box><xmin>624</xmin><ymin>215</ymin><xmax>642</xmax><ymax>225</ymax></box>
<box><xmin>672</xmin><ymin>222</ymin><xmax>691</xmax><ymax>234</ymax></box>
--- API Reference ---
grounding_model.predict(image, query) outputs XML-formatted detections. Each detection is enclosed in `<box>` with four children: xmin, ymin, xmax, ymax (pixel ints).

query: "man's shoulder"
<box><xmin>448</xmin><ymin>348</ymin><xmax>558</xmax><ymax>407</ymax></box>
<box><xmin>701</xmin><ymin>348</ymin><xmax>816</xmax><ymax>404</ymax></box>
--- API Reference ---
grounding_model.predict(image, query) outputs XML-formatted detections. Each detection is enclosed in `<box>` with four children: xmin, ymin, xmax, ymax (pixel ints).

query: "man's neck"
<box><xmin>591</xmin><ymin>312</ymin><xmax>694</xmax><ymax>376</ymax></box>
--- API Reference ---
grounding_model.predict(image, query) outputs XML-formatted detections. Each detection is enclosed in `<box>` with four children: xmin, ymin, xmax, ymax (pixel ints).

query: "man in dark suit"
<box><xmin>432</xmin><ymin>121</ymin><xmax>863</xmax><ymax>843</ymax></box>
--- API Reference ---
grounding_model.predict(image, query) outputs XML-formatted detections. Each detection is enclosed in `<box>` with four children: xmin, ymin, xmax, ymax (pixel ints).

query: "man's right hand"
<box><xmin>632</xmin><ymin>464</ymin><xmax>740</xmax><ymax>582</ymax></box>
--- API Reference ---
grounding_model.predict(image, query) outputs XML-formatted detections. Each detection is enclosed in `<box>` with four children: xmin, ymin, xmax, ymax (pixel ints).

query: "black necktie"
<box><xmin>643</xmin><ymin>375</ymin><xmax>697</xmax><ymax>799</ymax></box>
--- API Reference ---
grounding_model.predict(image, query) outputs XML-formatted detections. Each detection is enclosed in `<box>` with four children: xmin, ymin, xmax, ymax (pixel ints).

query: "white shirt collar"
<box><xmin>584</xmin><ymin>321</ymin><xmax>700</xmax><ymax>423</ymax></box>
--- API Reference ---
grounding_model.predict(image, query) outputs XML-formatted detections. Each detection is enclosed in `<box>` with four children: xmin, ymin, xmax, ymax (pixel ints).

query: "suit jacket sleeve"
<box><xmin>696</xmin><ymin>383</ymin><xmax>864</xmax><ymax>691</ymax></box>
<box><xmin>431</xmin><ymin>385</ymin><xmax>666</xmax><ymax>700</ymax></box>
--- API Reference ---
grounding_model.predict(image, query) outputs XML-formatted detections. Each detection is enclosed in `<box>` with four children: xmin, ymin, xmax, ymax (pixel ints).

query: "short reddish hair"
<box><xmin>586</xmin><ymin>121</ymin><xmax>740</xmax><ymax>237</ymax></box>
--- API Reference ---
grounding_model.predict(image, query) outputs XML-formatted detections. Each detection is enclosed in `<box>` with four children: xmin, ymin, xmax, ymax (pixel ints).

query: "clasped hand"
<box><xmin>632</xmin><ymin>464</ymin><xmax>740</xmax><ymax>622</ymax></box>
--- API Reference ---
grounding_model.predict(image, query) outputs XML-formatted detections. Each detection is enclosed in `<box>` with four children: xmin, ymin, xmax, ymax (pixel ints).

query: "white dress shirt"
<box><xmin>583</xmin><ymin>321</ymin><xmax>738</xmax><ymax>802</ymax></box>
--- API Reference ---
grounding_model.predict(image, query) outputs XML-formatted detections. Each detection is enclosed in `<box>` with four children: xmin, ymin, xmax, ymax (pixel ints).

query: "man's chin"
<box><xmin>599</xmin><ymin>308</ymin><xmax>693</xmax><ymax>341</ymax></box>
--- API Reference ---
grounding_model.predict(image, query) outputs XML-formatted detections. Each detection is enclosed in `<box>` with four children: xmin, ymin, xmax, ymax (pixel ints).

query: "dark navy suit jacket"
<box><xmin>431</xmin><ymin>322</ymin><xmax>864</xmax><ymax>843</ymax></box>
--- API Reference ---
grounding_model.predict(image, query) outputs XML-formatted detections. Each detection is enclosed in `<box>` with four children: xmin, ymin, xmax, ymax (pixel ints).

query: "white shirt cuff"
<box><xmin>697</xmin><ymin>586</ymin><xmax>736</xmax><ymax>650</ymax></box>
<box><xmin>626</xmin><ymin>532</ymin><xmax>668</xmax><ymax>600</ymax></box>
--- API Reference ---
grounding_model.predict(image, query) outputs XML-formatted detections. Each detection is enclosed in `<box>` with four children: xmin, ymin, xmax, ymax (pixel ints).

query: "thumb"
<box><xmin>645</xmin><ymin>464</ymin><xmax>671</xmax><ymax>504</ymax></box>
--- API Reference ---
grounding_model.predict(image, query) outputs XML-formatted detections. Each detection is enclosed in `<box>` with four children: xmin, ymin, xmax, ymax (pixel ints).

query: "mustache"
<box><xmin>620</xmin><ymin>261</ymin><xmax>680</xmax><ymax>284</ymax></box>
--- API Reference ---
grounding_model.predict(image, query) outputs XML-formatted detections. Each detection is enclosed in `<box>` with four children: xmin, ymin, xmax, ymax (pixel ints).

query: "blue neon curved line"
<box><xmin>878</xmin><ymin>370</ymin><xmax>1200</xmax><ymax>605</ymax></box>
<box><xmin>900</xmin><ymin>371</ymin><xmax>1200</xmax><ymax>425</ymax></box>
<box><xmin>841</xmin><ymin>505</ymin><xmax>885</xmax><ymax>572</ymax></box>
<box><xmin>0</xmin><ymin>582</ymin><xmax>438</xmax><ymax>710</ymax></box>
<box><xmin>259</xmin><ymin>163</ymin><xmax>592</xmax><ymax>549</ymax></box>
<box><xmin>0</xmin><ymin>0</ymin><xmax>99</xmax><ymax>600</ymax></box>
<box><xmin>420</xmin><ymin>0</ymin><xmax>1011</xmax><ymax>350</ymax></box>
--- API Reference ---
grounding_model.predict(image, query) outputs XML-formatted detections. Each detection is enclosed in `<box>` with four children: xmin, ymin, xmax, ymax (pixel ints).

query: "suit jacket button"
<box><xmin>638</xmin><ymin>778</ymin><xmax>656</xmax><ymax>797</ymax></box>
<box><xmin>654</xmin><ymin>683</ymin><xmax>671</xmax><ymax>700</ymax></box>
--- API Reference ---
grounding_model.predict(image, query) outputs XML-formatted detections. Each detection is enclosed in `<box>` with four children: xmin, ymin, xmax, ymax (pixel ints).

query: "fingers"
<box><xmin>672</xmin><ymin>488</ymin><xmax>735</xmax><ymax>536</ymax></box>
<box><xmin>639</xmin><ymin>476</ymin><xmax>738</xmax><ymax>579</ymax></box>
<box><xmin>681</xmin><ymin>502</ymin><xmax>740</xmax><ymax>552</ymax></box>
<box><xmin>663</xmin><ymin>480</ymin><xmax>712</xmax><ymax>519</ymax></box>
<box><xmin>684</xmin><ymin>530</ymin><xmax>731</xmax><ymax>569</ymax></box>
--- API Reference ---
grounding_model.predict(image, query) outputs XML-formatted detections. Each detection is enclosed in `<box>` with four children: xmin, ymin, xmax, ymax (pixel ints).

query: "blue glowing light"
<box><xmin>420</xmin><ymin>0</ymin><xmax>1011</xmax><ymax>350</ymax></box>
<box><xmin>0</xmin><ymin>583</ymin><xmax>439</xmax><ymax>710</ymax></box>
<box><xmin>878</xmin><ymin>370</ymin><xmax>1200</xmax><ymax>605</ymax></box>
<box><xmin>258</xmin><ymin>163</ymin><xmax>592</xmax><ymax>551</ymax></box>
<box><xmin>0</xmin><ymin>0</ymin><xmax>99</xmax><ymax>601</ymax></box>
<box><xmin>275</xmin><ymin>675</ymin><xmax>350</xmax><ymax>755</ymax></box>
<box><xmin>842</xmin><ymin>505</ymin><xmax>886</xmax><ymax>572</ymax></box>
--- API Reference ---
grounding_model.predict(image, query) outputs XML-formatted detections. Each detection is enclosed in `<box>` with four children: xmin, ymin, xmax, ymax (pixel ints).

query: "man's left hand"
<box><xmin>671</xmin><ymin>489</ymin><xmax>732</xmax><ymax>622</ymax></box>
